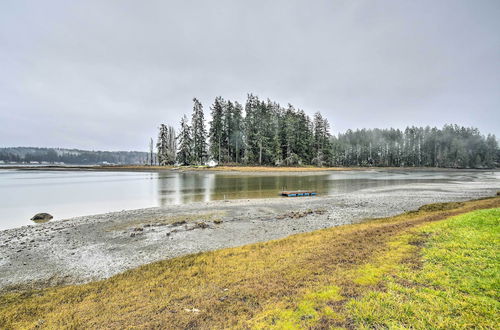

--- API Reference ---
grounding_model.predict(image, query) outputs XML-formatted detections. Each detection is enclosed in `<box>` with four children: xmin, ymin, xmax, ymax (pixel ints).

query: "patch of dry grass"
<box><xmin>0</xmin><ymin>197</ymin><xmax>498</xmax><ymax>329</ymax></box>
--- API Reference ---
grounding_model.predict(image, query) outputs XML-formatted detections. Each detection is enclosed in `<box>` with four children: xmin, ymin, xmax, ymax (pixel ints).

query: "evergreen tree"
<box><xmin>484</xmin><ymin>134</ymin><xmax>498</xmax><ymax>168</ymax></box>
<box><xmin>191</xmin><ymin>98</ymin><xmax>207</xmax><ymax>165</ymax></box>
<box><xmin>295</xmin><ymin>109</ymin><xmax>314</xmax><ymax>164</ymax></box>
<box><xmin>254</xmin><ymin>99</ymin><xmax>278</xmax><ymax>165</ymax></box>
<box><xmin>282</xmin><ymin>104</ymin><xmax>300</xmax><ymax>165</ymax></box>
<box><xmin>313</xmin><ymin>112</ymin><xmax>331</xmax><ymax>166</ymax></box>
<box><xmin>222</xmin><ymin>100</ymin><xmax>233</xmax><ymax>163</ymax></box>
<box><xmin>177</xmin><ymin>115</ymin><xmax>192</xmax><ymax>166</ymax></box>
<box><xmin>230</xmin><ymin>101</ymin><xmax>245</xmax><ymax>163</ymax></box>
<box><xmin>243</xmin><ymin>94</ymin><xmax>260</xmax><ymax>164</ymax></box>
<box><xmin>264</xmin><ymin>99</ymin><xmax>281</xmax><ymax>165</ymax></box>
<box><xmin>208</xmin><ymin>97</ymin><xmax>225</xmax><ymax>164</ymax></box>
<box><xmin>157</xmin><ymin>124</ymin><xmax>176</xmax><ymax>165</ymax></box>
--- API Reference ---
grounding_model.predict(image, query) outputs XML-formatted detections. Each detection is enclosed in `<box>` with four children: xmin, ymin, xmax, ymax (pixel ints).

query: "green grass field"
<box><xmin>346</xmin><ymin>208</ymin><xmax>499</xmax><ymax>329</ymax></box>
<box><xmin>0</xmin><ymin>197</ymin><xmax>498</xmax><ymax>329</ymax></box>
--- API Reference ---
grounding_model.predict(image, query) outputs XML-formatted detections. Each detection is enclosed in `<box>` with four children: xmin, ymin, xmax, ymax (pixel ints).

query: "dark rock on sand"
<box><xmin>30</xmin><ymin>213</ymin><xmax>53</xmax><ymax>223</ymax></box>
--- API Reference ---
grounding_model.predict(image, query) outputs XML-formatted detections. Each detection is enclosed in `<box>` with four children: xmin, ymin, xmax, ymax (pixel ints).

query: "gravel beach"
<box><xmin>0</xmin><ymin>170</ymin><xmax>499</xmax><ymax>291</ymax></box>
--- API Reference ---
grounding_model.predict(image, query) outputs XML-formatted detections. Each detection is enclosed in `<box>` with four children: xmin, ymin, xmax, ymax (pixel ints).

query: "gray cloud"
<box><xmin>1</xmin><ymin>0</ymin><xmax>499</xmax><ymax>150</ymax></box>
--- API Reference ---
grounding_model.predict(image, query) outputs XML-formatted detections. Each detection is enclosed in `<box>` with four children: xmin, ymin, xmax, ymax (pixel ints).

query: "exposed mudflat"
<box><xmin>0</xmin><ymin>175</ymin><xmax>499</xmax><ymax>291</ymax></box>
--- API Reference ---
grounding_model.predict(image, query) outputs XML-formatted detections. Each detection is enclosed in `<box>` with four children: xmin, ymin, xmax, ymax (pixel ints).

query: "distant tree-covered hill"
<box><xmin>0</xmin><ymin>147</ymin><xmax>148</xmax><ymax>165</ymax></box>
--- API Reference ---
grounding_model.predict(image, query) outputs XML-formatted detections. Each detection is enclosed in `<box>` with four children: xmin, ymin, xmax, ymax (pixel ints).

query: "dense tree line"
<box><xmin>156</xmin><ymin>94</ymin><xmax>498</xmax><ymax>169</ymax></box>
<box><xmin>331</xmin><ymin>125</ymin><xmax>499</xmax><ymax>168</ymax></box>
<box><xmin>0</xmin><ymin>147</ymin><xmax>148</xmax><ymax>165</ymax></box>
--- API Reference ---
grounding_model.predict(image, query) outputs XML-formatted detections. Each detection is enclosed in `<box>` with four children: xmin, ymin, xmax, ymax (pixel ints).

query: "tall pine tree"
<box><xmin>177</xmin><ymin>115</ymin><xmax>192</xmax><ymax>165</ymax></box>
<box><xmin>231</xmin><ymin>101</ymin><xmax>245</xmax><ymax>163</ymax></box>
<box><xmin>191</xmin><ymin>98</ymin><xmax>207</xmax><ymax>165</ymax></box>
<box><xmin>208</xmin><ymin>97</ymin><xmax>225</xmax><ymax>164</ymax></box>
<box><xmin>157</xmin><ymin>124</ymin><xmax>176</xmax><ymax>165</ymax></box>
<box><xmin>243</xmin><ymin>94</ymin><xmax>260</xmax><ymax>164</ymax></box>
<box><xmin>313</xmin><ymin>112</ymin><xmax>331</xmax><ymax>166</ymax></box>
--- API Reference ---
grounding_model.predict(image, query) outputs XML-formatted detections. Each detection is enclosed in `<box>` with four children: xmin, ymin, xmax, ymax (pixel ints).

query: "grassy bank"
<box><xmin>0</xmin><ymin>197</ymin><xmax>498</xmax><ymax>328</ymax></box>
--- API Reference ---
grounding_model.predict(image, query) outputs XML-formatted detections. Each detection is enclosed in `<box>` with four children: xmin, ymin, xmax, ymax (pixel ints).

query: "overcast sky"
<box><xmin>1</xmin><ymin>0</ymin><xmax>499</xmax><ymax>151</ymax></box>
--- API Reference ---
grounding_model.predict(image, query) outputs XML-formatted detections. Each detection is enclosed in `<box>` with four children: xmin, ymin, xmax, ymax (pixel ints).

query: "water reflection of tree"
<box><xmin>157</xmin><ymin>173</ymin><xmax>179</xmax><ymax>207</ymax></box>
<box><xmin>178</xmin><ymin>173</ymin><xmax>211</xmax><ymax>204</ymax></box>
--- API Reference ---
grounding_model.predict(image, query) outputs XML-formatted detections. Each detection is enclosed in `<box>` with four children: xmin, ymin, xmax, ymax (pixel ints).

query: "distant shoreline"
<box><xmin>1</xmin><ymin>165</ymin><xmax>497</xmax><ymax>174</ymax></box>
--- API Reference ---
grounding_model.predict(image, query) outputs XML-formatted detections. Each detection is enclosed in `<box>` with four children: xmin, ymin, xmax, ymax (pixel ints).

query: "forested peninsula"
<box><xmin>154</xmin><ymin>94</ymin><xmax>499</xmax><ymax>169</ymax></box>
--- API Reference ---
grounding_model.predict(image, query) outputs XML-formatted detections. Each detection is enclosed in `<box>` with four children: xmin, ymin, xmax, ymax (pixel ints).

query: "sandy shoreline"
<box><xmin>1</xmin><ymin>165</ymin><xmax>352</xmax><ymax>172</ymax></box>
<box><xmin>1</xmin><ymin>173</ymin><xmax>499</xmax><ymax>292</ymax></box>
<box><xmin>1</xmin><ymin>165</ymin><xmax>491</xmax><ymax>175</ymax></box>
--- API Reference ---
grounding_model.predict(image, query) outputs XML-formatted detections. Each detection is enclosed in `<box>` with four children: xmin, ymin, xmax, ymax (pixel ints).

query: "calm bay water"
<box><xmin>0</xmin><ymin>169</ymin><xmax>497</xmax><ymax>230</ymax></box>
